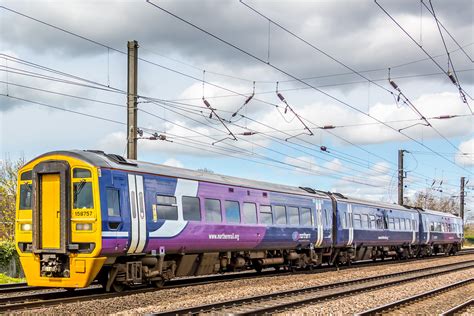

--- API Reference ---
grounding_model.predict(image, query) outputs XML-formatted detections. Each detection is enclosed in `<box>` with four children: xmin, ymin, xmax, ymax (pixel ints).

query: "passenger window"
<box><xmin>243</xmin><ymin>202</ymin><xmax>257</xmax><ymax>224</ymax></box>
<box><xmin>183</xmin><ymin>196</ymin><xmax>201</xmax><ymax>221</ymax></box>
<box><xmin>389</xmin><ymin>218</ymin><xmax>395</xmax><ymax>230</ymax></box>
<box><xmin>225</xmin><ymin>200</ymin><xmax>240</xmax><ymax>223</ymax></box>
<box><xmin>156</xmin><ymin>195</ymin><xmax>178</xmax><ymax>220</ymax></box>
<box><xmin>369</xmin><ymin>215</ymin><xmax>376</xmax><ymax>229</ymax></box>
<box><xmin>406</xmin><ymin>219</ymin><xmax>411</xmax><ymax>230</ymax></box>
<box><xmin>205</xmin><ymin>199</ymin><xmax>222</xmax><ymax>223</ymax></box>
<box><xmin>288</xmin><ymin>207</ymin><xmax>299</xmax><ymax>225</ymax></box>
<box><xmin>73</xmin><ymin>168</ymin><xmax>91</xmax><ymax>179</ymax></box>
<box><xmin>19</xmin><ymin>183</ymin><xmax>32</xmax><ymax>210</ymax></box>
<box><xmin>353</xmin><ymin>214</ymin><xmax>362</xmax><ymax>229</ymax></box>
<box><xmin>376</xmin><ymin>216</ymin><xmax>383</xmax><ymax>229</ymax></box>
<box><xmin>361</xmin><ymin>214</ymin><xmax>369</xmax><ymax>228</ymax></box>
<box><xmin>340</xmin><ymin>212</ymin><xmax>347</xmax><ymax>229</ymax></box>
<box><xmin>73</xmin><ymin>181</ymin><xmax>93</xmax><ymax>209</ymax></box>
<box><xmin>300</xmin><ymin>207</ymin><xmax>312</xmax><ymax>226</ymax></box>
<box><xmin>274</xmin><ymin>205</ymin><xmax>287</xmax><ymax>225</ymax></box>
<box><xmin>259</xmin><ymin>205</ymin><xmax>273</xmax><ymax>224</ymax></box>
<box><xmin>106</xmin><ymin>188</ymin><xmax>121</xmax><ymax>217</ymax></box>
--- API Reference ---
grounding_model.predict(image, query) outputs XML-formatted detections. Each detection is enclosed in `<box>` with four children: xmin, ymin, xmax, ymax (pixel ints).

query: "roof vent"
<box><xmin>85</xmin><ymin>150</ymin><xmax>137</xmax><ymax>166</ymax></box>
<box><xmin>105</xmin><ymin>153</ymin><xmax>138</xmax><ymax>166</ymax></box>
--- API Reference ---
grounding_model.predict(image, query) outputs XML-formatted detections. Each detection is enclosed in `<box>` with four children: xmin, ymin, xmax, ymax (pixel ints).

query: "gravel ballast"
<box><xmin>289</xmin><ymin>268</ymin><xmax>474</xmax><ymax>315</ymax></box>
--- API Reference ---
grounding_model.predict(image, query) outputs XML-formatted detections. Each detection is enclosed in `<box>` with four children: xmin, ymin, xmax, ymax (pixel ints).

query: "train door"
<box><xmin>347</xmin><ymin>204</ymin><xmax>353</xmax><ymax>246</ymax></box>
<box><xmin>426</xmin><ymin>219</ymin><xmax>430</xmax><ymax>244</ymax></box>
<box><xmin>127</xmin><ymin>174</ymin><xmax>147</xmax><ymax>254</ymax></box>
<box><xmin>410</xmin><ymin>213</ymin><xmax>416</xmax><ymax>244</ymax></box>
<box><xmin>32</xmin><ymin>160</ymin><xmax>70</xmax><ymax>254</ymax></box>
<box><xmin>315</xmin><ymin>199</ymin><xmax>323</xmax><ymax>247</ymax></box>
<box><xmin>41</xmin><ymin>174</ymin><xmax>61</xmax><ymax>249</ymax></box>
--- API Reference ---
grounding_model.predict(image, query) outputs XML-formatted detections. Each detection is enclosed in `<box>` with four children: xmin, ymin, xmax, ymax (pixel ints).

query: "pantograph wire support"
<box><xmin>275</xmin><ymin>82</ymin><xmax>314</xmax><ymax>141</ymax></box>
<box><xmin>231</xmin><ymin>81</ymin><xmax>255</xmax><ymax>118</ymax></box>
<box><xmin>202</xmin><ymin>97</ymin><xmax>238</xmax><ymax>145</ymax></box>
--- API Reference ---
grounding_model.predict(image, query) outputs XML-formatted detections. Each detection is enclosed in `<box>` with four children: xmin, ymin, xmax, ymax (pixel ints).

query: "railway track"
<box><xmin>358</xmin><ymin>278</ymin><xmax>474</xmax><ymax>315</ymax></box>
<box><xmin>150</xmin><ymin>260</ymin><xmax>474</xmax><ymax>315</ymax></box>
<box><xmin>442</xmin><ymin>298</ymin><xmax>474</xmax><ymax>316</ymax></box>
<box><xmin>0</xmin><ymin>283</ymin><xmax>48</xmax><ymax>294</ymax></box>
<box><xmin>1</xmin><ymin>250</ymin><xmax>473</xmax><ymax>312</ymax></box>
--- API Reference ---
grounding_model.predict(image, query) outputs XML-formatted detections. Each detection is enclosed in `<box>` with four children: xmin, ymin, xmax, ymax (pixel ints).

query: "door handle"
<box><xmin>57</xmin><ymin>210</ymin><xmax>60</xmax><ymax>218</ymax></box>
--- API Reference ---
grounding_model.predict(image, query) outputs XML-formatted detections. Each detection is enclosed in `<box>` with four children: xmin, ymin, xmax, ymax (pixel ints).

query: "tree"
<box><xmin>405</xmin><ymin>191</ymin><xmax>459</xmax><ymax>214</ymax></box>
<box><xmin>0</xmin><ymin>158</ymin><xmax>25</xmax><ymax>240</ymax></box>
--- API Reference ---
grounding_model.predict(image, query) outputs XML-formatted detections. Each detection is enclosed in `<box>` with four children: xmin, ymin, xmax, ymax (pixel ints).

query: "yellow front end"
<box><xmin>15</xmin><ymin>154</ymin><xmax>106</xmax><ymax>288</ymax></box>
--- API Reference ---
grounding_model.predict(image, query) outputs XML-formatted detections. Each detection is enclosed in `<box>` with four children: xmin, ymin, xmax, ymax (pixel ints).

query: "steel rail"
<box><xmin>358</xmin><ymin>278</ymin><xmax>474</xmax><ymax>315</ymax></box>
<box><xmin>441</xmin><ymin>298</ymin><xmax>474</xmax><ymax>316</ymax></box>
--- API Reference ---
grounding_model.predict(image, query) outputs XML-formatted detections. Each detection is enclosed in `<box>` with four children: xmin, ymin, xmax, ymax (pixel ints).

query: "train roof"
<box><xmin>34</xmin><ymin>150</ymin><xmax>330</xmax><ymax>198</ymax></box>
<box><xmin>419</xmin><ymin>208</ymin><xmax>460</xmax><ymax>218</ymax></box>
<box><xmin>336</xmin><ymin>195</ymin><xmax>418</xmax><ymax>213</ymax></box>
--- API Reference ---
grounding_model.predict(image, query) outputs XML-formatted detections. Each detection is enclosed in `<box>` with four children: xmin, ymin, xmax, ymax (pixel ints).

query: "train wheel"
<box><xmin>111</xmin><ymin>281</ymin><xmax>125</xmax><ymax>293</ymax></box>
<box><xmin>153</xmin><ymin>278</ymin><xmax>165</xmax><ymax>288</ymax></box>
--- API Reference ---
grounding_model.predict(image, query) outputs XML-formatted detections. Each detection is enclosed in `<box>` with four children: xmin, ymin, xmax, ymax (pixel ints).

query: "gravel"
<box><xmin>288</xmin><ymin>268</ymin><xmax>474</xmax><ymax>315</ymax></box>
<box><xmin>383</xmin><ymin>282</ymin><xmax>474</xmax><ymax>315</ymax></box>
<box><xmin>14</xmin><ymin>254</ymin><xmax>474</xmax><ymax>315</ymax></box>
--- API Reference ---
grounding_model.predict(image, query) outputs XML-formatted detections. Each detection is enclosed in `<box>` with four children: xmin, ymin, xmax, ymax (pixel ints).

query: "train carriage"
<box><xmin>15</xmin><ymin>150</ymin><xmax>464</xmax><ymax>291</ymax></box>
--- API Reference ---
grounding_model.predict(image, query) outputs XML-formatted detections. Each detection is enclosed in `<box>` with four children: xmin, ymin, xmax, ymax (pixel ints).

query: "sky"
<box><xmin>0</xmin><ymin>0</ymin><xmax>473</xmax><ymax>220</ymax></box>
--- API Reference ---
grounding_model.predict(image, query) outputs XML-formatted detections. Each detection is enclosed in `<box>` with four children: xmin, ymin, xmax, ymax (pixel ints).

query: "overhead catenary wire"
<box><xmin>145</xmin><ymin>0</ymin><xmax>474</xmax><ymax>177</ymax></box>
<box><xmin>3</xmin><ymin>4</ymin><xmax>470</xmax><ymax>185</ymax></box>
<box><xmin>3</xmin><ymin>52</ymin><xmax>471</xmax><ymax>184</ymax></box>
<box><xmin>1</xmin><ymin>92</ymin><xmax>387</xmax><ymax>187</ymax></box>
<box><xmin>374</xmin><ymin>0</ymin><xmax>473</xmax><ymax>113</ymax></box>
<box><xmin>420</xmin><ymin>0</ymin><xmax>473</xmax><ymax>63</ymax></box>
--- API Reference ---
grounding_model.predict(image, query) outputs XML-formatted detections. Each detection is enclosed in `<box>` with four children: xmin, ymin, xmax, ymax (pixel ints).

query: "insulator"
<box><xmin>242</xmin><ymin>132</ymin><xmax>256</xmax><ymax>136</ymax></box>
<box><xmin>277</xmin><ymin>92</ymin><xmax>285</xmax><ymax>102</ymax></box>
<box><xmin>203</xmin><ymin>99</ymin><xmax>211</xmax><ymax>108</ymax></box>
<box><xmin>322</xmin><ymin>125</ymin><xmax>335</xmax><ymax>130</ymax></box>
<box><xmin>389</xmin><ymin>80</ymin><xmax>399</xmax><ymax>90</ymax></box>
<box><xmin>448</xmin><ymin>71</ymin><xmax>457</xmax><ymax>84</ymax></box>
<box><xmin>244</xmin><ymin>94</ymin><xmax>254</xmax><ymax>105</ymax></box>
<box><xmin>209</xmin><ymin>113</ymin><xmax>213</xmax><ymax>119</ymax></box>
<box><xmin>284</xmin><ymin>106</ymin><xmax>288</xmax><ymax>114</ymax></box>
<box><xmin>320</xmin><ymin>146</ymin><xmax>327</xmax><ymax>152</ymax></box>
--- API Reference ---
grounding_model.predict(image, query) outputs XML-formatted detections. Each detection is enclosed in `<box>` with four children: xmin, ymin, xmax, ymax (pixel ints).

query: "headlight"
<box><xmin>76</xmin><ymin>223</ymin><xmax>92</xmax><ymax>231</ymax></box>
<box><xmin>20</xmin><ymin>223</ymin><xmax>32</xmax><ymax>231</ymax></box>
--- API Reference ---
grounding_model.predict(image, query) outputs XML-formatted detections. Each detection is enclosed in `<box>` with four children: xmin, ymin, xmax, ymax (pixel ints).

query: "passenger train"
<box><xmin>15</xmin><ymin>150</ymin><xmax>464</xmax><ymax>291</ymax></box>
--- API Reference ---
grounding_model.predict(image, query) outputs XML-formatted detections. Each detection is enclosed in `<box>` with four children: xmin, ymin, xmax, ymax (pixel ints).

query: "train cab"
<box><xmin>15</xmin><ymin>153</ymin><xmax>106</xmax><ymax>288</ymax></box>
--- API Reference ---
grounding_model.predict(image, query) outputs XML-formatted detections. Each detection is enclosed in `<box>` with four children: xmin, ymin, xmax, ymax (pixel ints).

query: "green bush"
<box><xmin>0</xmin><ymin>241</ymin><xmax>21</xmax><ymax>277</ymax></box>
<box><xmin>0</xmin><ymin>241</ymin><xmax>17</xmax><ymax>267</ymax></box>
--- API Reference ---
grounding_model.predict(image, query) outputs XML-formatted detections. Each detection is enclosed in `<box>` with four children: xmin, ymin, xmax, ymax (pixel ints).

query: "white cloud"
<box><xmin>331</xmin><ymin>162</ymin><xmax>397</xmax><ymax>202</ymax></box>
<box><xmin>456</xmin><ymin>138</ymin><xmax>474</xmax><ymax>166</ymax></box>
<box><xmin>162</xmin><ymin>158</ymin><xmax>184</xmax><ymax>168</ymax></box>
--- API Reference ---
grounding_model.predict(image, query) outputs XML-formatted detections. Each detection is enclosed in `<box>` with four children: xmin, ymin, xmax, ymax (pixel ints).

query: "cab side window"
<box><xmin>106</xmin><ymin>188</ymin><xmax>121</xmax><ymax>217</ymax></box>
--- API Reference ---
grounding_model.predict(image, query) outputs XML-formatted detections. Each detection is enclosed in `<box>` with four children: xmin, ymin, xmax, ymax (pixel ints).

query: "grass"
<box><xmin>0</xmin><ymin>273</ymin><xmax>24</xmax><ymax>284</ymax></box>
